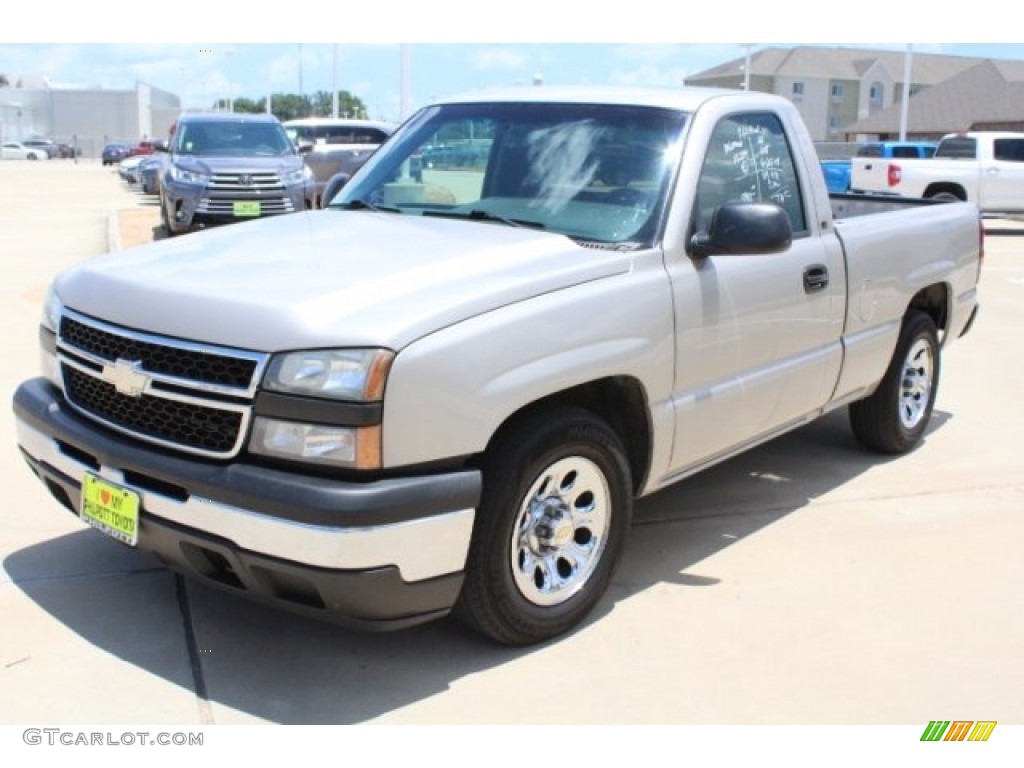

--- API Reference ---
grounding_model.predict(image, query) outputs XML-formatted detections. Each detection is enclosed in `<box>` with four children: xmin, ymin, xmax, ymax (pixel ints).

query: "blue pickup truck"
<box><xmin>821</xmin><ymin>141</ymin><xmax>937</xmax><ymax>194</ymax></box>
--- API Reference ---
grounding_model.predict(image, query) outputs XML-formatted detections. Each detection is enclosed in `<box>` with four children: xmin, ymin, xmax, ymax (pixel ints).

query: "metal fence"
<box><xmin>814</xmin><ymin>142</ymin><xmax>861</xmax><ymax>160</ymax></box>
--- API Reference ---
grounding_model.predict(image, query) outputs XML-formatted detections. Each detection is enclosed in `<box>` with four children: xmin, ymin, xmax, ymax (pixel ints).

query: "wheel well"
<box><xmin>923</xmin><ymin>182</ymin><xmax>966</xmax><ymax>201</ymax></box>
<box><xmin>908</xmin><ymin>283</ymin><xmax>949</xmax><ymax>335</ymax></box>
<box><xmin>482</xmin><ymin>377</ymin><xmax>652</xmax><ymax>494</ymax></box>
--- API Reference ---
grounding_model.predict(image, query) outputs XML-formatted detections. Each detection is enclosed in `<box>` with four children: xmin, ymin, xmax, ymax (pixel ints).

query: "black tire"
<box><xmin>849</xmin><ymin>311</ymin><xmax>940</xmax><ymax>454</ymax></box>
<box><xmin>927</xmin><ymin>191</ymin><xmax>962</xmax><ymax>202</ymax></box>
<box><xmin>160</xmin><ymin>197</ymin><xmax>179</xmax><ymax>237</ymax></box>
<box><xmin>454</xmin><ymin>406</ymin><xmax>633</xmax><ymax>645</ymax></box>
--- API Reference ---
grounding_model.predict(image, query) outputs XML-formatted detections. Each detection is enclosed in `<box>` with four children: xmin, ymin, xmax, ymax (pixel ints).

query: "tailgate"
<box><xmin>850</xmin><ymin>156</ymin><xmax>893</xmax><ymax>193</ymax></box>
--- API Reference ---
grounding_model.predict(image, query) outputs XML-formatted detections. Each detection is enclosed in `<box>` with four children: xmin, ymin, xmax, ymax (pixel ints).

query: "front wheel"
<box><xmin>455</xmin><ymin>407</ymin><xmax>633</xmax><ymax>645</ymax></box>
<box><xmin>849</xmin><ymin>311</ymin><xmax>940</xmax><ymax>454</ymax></box>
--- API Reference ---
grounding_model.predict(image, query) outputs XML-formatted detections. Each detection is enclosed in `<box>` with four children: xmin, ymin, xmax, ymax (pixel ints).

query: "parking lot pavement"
<box><xmin>2</xmin><ymin>161</ymin><xmax>1023</xmax><ymax>727</ymax></box>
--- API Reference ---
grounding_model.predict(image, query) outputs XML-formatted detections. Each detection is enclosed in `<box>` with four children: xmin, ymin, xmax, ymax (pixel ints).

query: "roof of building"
<box><xmin>845</xmin><ymin>59</ymin><xmax>1024</xmax><ymax>134</ymax></box>
<box><xmin>687</xmin><ymin>46</ymin><xmax>1024</xmax><ymax>137</ymax></box>
<box><xmin>686</xmin><ymin>46</ymin><xmax>990</xmax><ymax>86</ymax></box>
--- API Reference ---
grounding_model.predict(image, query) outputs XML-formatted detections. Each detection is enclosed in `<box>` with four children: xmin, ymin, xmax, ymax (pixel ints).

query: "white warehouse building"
<box><xmin>0</xmin><ymin>76</ymin><xmax>181</xmax><ymax>158</ymax></box>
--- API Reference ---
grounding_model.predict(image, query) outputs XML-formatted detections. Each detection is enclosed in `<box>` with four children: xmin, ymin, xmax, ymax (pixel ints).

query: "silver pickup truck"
<box><xmin>13</xmin><ymin>87</ymin><xmax>982</xmax><ymax>645</ymax></box>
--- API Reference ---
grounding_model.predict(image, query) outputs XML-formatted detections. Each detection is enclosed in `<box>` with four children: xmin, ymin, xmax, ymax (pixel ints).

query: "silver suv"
<box><xmin>159</xmin><ymin>112</ymin><xmax>315</xmax><ymax>236</ymax></box>
<box><xmin>283</xmin><ymin>118</ymin><xmax>395</xmax><ymax>206</ymax></box>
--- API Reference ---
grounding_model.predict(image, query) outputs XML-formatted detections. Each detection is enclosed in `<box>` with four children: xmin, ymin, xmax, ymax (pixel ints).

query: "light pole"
<box><xmin>741</xmin><ymin>44</ymin><xmax>753</xmax><ymax>91</ymax></box>
<box><xmin>333</xmin><ymin>44</ymin><xmax>339</xmax><ymax>118</ymax></box>
<box><xmin>225</xmin><ymin>47</ymin><xmax>235</xmax><ymax>112</ymax></box>
<box><xmin>899</xmin><ymin>44</ymin><xmax>913</xmax><ymax>141</ymax></box>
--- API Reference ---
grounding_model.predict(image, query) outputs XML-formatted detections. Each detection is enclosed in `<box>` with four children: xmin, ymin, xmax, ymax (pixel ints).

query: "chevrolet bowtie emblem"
<box><xmin>101</xmin><ymin>359</ymin><xmax>150</xmax><ymax>397</ymax></box>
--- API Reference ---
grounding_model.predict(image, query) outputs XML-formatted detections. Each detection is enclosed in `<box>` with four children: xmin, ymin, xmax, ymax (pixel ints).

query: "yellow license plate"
<box><xmin>80</xmin><ymin>474</ymin><xmax>140</xmax><ymax>546</ymax></box>
<box><xmin>233</xmin><ymin>201</ymin><xmax>261</xmax><ymax>217</ymax></box>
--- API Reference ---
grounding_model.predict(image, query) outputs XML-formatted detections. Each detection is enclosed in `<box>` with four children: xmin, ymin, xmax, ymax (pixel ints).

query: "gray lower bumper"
<box><xmin>14</xmin><ymin>378</ymin><xmax>480</xmax><ymax>629</ymax></box>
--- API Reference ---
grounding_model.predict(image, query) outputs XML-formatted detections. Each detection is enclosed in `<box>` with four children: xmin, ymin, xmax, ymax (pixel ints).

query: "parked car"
<box><xmin>851</xmin><ymin>131</ymin><xmax>1024</xmax><ymax>217</ymax></box>
<box><xmin>22</xmin><ymin>138</ymin><xmax>60</xmax><ymax>158</ymax></box>
<box><xmin>283</xmin><ymin>118</ymin><xmax>395</xmax><ymax>207</ymax></box>
<box><xmin>128</xmin><ymin>139</ymin><xmax>163</xmax><ymax>157</ymax></box>
<box><xmin>14</xmin><ymin>87</ymin><xmax>982</xmax><ymax>646</ymax></box>
<box><xmin>102</xmin><ymin>144</ymin><xmax>132</xmax><ymax>166</ymax></box>
<box><xmin>1</xmin><ymin>142</ymin><xmax>51</xmax><ymax>160</ymax></box>
<box><xmin>820</xmin><ymin>141</ymin><xmax>937</xmax><ymax>194</ymax></box>
<box><xmin>159</xmin><ymin>112</ymin><xmax>314</xmax><ymax>235</ymax></box>
<box><xmin>138</xmin><ymin>154</ymin><xmax>165</xmax><ymax>195</ymax></box>
<box><xmin>117</xmin><ymin>155</ymin><xmax>146</xmax><ymax>185</ymax></box>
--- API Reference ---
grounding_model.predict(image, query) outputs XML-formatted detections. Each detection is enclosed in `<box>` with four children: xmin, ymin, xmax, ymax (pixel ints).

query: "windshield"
<box><xmin>330</xmin><ymin>101</ymin><xmax>688</xmax><ymax>246</ymax></box>
<box><xmin>173</xmin><ymin>120</ymin><xmax>295</xmax><ymax>157</ymax></box>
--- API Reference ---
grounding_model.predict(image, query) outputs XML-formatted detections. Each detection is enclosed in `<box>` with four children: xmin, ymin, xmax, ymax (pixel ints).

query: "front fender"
<box><xmin>381</xmin><ymin>257</ymin><xmax>675</xmax><ymax>469</ymax></box>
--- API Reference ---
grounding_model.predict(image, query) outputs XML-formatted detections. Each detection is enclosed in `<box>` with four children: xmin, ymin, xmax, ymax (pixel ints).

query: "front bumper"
<box><xmin>163</xmin><ymin>180</ymin><xmax>313</xmax><ymax>229</ymax></box>
<box><xmin>14</xmin><ymin>378</ymin><xmax>480</xmax><ymax>630</ymax></box>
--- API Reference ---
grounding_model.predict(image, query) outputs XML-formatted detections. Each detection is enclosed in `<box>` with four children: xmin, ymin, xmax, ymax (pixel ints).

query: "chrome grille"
<box><xmin>61</xmin><ymin>315</ymin><xmax>257</xmax><ymax>389</ymax></box>
<box><xmin>208</xmin><ymin>171</ymin><xmax>283</xmax><ymax>191</ymax></box>
<box><xmin>63</xmin><ymin>366</ymin><xmax>244</xmax><ymax>455</ymax></box>
<box><xmin>56</xmin><ymin>309</ymin><xmax>267</xmax><ymax>458</ymax></box>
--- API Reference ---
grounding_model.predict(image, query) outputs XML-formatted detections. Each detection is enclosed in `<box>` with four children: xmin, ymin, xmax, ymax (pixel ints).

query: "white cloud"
<box><xmin>472</xmin><ymin>48</ymin><xmax>529</xmax><ymax>72</ymax></box>
<box><xmin>608</xmin><ymin>65</ymin><xmax>693</xmax><ymax>89</ymax></box>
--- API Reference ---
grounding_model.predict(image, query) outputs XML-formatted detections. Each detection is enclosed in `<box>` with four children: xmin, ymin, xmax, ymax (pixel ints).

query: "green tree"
<box><xmin>309</xmin><ymin>90</ymin><xmax>368</xmax><ymax>119</ymax></box>
<box><xmin>231</xmin><ymin>97</ymin><xmax>264</xmax><ymax>114</ymax></box>
<box><xmin>219</xmin><ymin>91</ymin><xmax>371</xmax><ymax>121</ymax></box>
<box><xmin>265</xmin><ymin>93</ymin><xmax>313</xmax><ymax>121</ymax></box>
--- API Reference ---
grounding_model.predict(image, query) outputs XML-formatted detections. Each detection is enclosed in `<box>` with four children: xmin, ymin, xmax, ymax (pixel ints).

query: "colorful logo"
<box><xmin>921</xmin><ymin>721</ymin><xmax>997</xmax><ymax>742</ymax></box>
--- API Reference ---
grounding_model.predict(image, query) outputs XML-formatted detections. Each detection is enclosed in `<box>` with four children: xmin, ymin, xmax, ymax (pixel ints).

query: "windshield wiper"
<box><xmin>423</xmin><ymin>209</ymin><xmax>545</xmax><ymax>230</ymax></box>
<box><xmin>334</xmin><ymin>199</ymin><xmax>401</xmax><ymax>213</ymax></box>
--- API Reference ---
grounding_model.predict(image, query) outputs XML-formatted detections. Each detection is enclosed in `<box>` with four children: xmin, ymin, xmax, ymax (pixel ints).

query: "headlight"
<box><xmin>170</xmin><ymin>165</ymin><xmax>209</xmax><ymax>184</ymax></box>
<box><xmin>41</xmin><ymin>284</ymin><xmax>62</xmax><ymax>332</ymax></box>
<box><xmin>249</xmin><ymin>419</ymin><xmax>380</xmax><ymax>469</ymax></box>
<box><xmin>40</xmin><ymin>284</ymin><xmax>62</xmax><ymax>385</ymax></box>
<box><xmin>285</xmin><ymin>165</ymin><xmax>314</xmax><ymax>185</ymax></box>
<box><xmin>263</xmin><ymin>349</ymin><xmax>393</xmax><ymax>401</ymax></box>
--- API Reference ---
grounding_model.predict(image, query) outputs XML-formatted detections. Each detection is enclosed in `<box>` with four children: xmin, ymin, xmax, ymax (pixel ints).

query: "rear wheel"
<box><xmin>849</xmin><ymin>311</ymin><xmax>940</xmax><ymax>454</ymax></box>
<box><xmin>455</xmin><ymin>406</ymin><xmax>633</xmax><ymax>645</ymax></box>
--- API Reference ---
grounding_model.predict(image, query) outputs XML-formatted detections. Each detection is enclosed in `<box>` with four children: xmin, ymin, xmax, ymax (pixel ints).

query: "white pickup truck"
<box><xmin>13</xmin><ymin>87</ymin><xmax>982</xmax><ymax>645</ymax></box>
<box><xmin>850</xmin><ymin>130</ymin><xmax>1024</xmax><ymax>217</ymax></box>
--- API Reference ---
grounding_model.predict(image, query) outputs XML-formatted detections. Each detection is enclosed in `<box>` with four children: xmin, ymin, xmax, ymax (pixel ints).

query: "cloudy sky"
<box><xmin>2</xmin><ymin>1</ymin><xmax>1017</xmax><ymax>122</ymax></box>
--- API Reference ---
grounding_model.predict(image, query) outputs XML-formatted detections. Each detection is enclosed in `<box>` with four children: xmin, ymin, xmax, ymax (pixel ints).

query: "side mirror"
<box><xmin>297</xmin><ymin>140</ymin><xmax>314</xmax><ymax>155</ymax></box>
<box><xmin>690</xmin><ymin>202</ymin><xmax>792</xmax><ymax>257</ymax></box>
<box><xmin>321</xmin><ymin>172</ymin><xmax>352</xmax><ymax>207</ymax></box>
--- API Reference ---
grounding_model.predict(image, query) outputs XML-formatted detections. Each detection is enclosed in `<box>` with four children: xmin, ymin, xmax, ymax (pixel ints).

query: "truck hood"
<box><xmin>55</xmin><ymin>210</ymin><xmax>631</xmax><ymax>352</ymax></box>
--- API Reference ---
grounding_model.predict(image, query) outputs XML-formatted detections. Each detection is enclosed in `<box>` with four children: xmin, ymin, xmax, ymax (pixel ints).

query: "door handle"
<box><xmin>804</xmin><ymin>265</ymin><xmax>829</xmax><ymax>293</ymax></box>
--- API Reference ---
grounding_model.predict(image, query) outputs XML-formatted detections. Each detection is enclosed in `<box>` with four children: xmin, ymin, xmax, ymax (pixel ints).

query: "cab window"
<box><xmin>695</xmin><ymin>112</ymin><xmax>806</xmax><ymax>234</ymax></box>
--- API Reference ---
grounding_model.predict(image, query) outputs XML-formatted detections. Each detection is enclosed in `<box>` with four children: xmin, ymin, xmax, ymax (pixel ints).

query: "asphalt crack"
<box><xmin>175</xmin><ymin>574</ymin><xmax>215</xmax><ymax>725</ymax></box>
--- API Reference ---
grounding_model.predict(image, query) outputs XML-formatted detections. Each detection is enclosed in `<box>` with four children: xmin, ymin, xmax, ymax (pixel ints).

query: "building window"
<box><xmin>869</xmin><ymin>82</ymin><xmax>884</xmax><ymax>106</ymax></box>
<box><xmin>792</xmin><ymin>82</ymin><xmax>805</xmax><ymax>101</ymax></box>
<box><xmin>829</xmin><ymin>116</ymin><xmax>842</xmax><ymax>135</ymax></box>
<box><xmin>831</xmin><ymin>83</ymin><xmax>844</xmax><ymax>103</ymax></box>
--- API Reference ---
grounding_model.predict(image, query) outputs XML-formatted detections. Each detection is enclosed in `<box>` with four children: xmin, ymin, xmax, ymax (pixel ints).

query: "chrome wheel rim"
<box><xmin>900</xmin><ymin>338</ymin><xmax>934</xmax><ymax>429</ymax></box>
<box><xmin>510</xmin><ymin>456</ymin><xmax>611</xmax><ymax>607</ymax></box>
